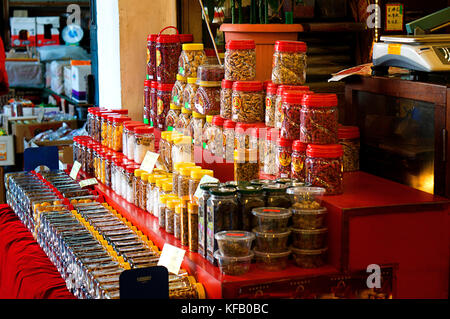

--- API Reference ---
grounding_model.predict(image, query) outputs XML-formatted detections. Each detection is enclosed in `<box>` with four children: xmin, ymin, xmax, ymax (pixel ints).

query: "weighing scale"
<box><xmin>372</xmin><ymin>7</ymin><xmax>450</xmax><ymax>73</ymax></box>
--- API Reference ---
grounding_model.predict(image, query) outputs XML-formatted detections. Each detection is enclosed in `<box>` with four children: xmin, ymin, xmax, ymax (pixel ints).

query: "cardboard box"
<box><xmin>10</xmin><ymin>17</ymin><xmax>36</xmax><ymax>47</ymax></box>
<box><xmin>11</xmin><ymin>120</ymin><xmax>78</xmax><ymax>153</ymax></box>
<box><xmin>36</xmin><ymin>17</ymin><xmax>60</xmax><ymax>46</ymax></box>
<box><xmin>27</xmin><ymin>139</ymin><xmax>73</xmax><ymax>165</ymax></box>
<box><xmin>71</xmin><ymin>62</ymin><xmax>91</xmax><ymax>103</ymax></box>
<box><xmin>0</xmin><ymin>136</ymin><xmax>15</xmax><ymax>166</ymax></box>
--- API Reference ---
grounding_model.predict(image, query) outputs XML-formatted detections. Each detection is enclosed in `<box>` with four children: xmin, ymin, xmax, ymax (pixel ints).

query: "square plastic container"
<box><xmin>253</xmin><ymin>250</ymin><xmax>291</xmax><ymax>271</ymax></box>
<box><xmin>252</xmin><ymin>207</ymin><xmax>292</xmax><ymax>232</ymax></box>
<box><xmin>214</xmin><ymin>250</ymin><xmax>253</xmax><ymax>276</ymax></box>
<box><xmin>291</xmin><ymin>207</ymin><xmax>328</xmax><ymax>229</ymax></box>
<box><xmin>215</xmin><ymin>230</ymin><xmax>255</xmax><ymax>257</ymax></box>
<box><xmin>291</xmin><ymin>227</ymin><xmax>328</xmax><ymax>250</ymax></box>
<box><xmin>253</xmin><ymin>228</ymin><xmax>291</xmax><ymax>253</ymax></box>
<box><xmin>291</xmin><ymin>246</ymin><xmax>328</xmax><ymax>268</ymax></box>
<box><xmin>286</xmin><ymin>186</ymin><xmax>326</xmax><ymax>209</ymax></box>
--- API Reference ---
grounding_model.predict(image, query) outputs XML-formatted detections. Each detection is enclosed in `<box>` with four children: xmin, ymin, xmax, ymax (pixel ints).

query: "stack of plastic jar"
<box><xmin>276</xmin><ymin>138</ymin><xmax>293</xmax><ymax>179</ymax></box>
<box><xmin>157</xmin><ymin>83</ymin><xmax>175</xmax><ymax>131</ymax></box>
<box><xmin>183</xmin><ymin>77</ymin><xmax>198</xmax><ymax>111</ymax></box>
<box><xmin>271</xmin><ymin>40</ymin><xmax>307</xmax><ymax>85</ymax></box>
<box><xmin>192</xmin><ymin>111</ymin><xmax>206</xmax><ymax>146</ymax></box>
<box><xmin>224</xmin><ymin>39</ymin><xmax>256</xmax><ymax>81</ymax></box>
<box><xmin>305</xmin><ymin>144</ymin><xmax>344</xmax><ymax>195</ymax></box>
<box><xmin>175</xmin><ymin>107</ymin><xmax>192</xmax><ymax>136</ymax></box>
<box><xmin>134</xmin><ymin>126</ymin><xmax>155</xmax><ymax>164</ymax></box>
<box><xmin>280</xmin><ymin>90</ymin><xmax>310</xmax><ymax>140</ymax></box>
<box><xmin>274</xmin><ymin>85</ymin><xmax>309</xmax><ymax>129</ymax></box>
<box><xmin>210</xmin><ymin>116</ymin><xmax>225</xmax><ymax>157</ymax></box>
<box><xmin>338</xmin><ymin>126</ymin><xmax>360</xmax><ymax>172</ymax></box>
<box><xmin>155</xmin><ymin>29</ymin><xmax>181</xmax><ymax>84</ymax></box>
<box><xmin>178</xmin><ymin>43</ymin><xmax>206</xmax><ymax>78</ymax></box>
<box><xmin>166</xmin><ymin>103</ymin><xmax>181</xmax><ymax>131</ymax></box>
<box><xmin>171</xmin><ymin>74</ymin><xmax>187</xmax><ymax>108</ymax></box>
<box><xmin>220</xmin><ymin>79</ymin><xmax>234</xmax><ymax>120</ymax></box>
<box><xmin>231</xmin><ymin>81</ymin><xmax>264</xmax><ymax>123</ymax></box>
<box><xmin>223</xmin><ymin>120</ymin><xmax>236</xmax><ymax>163</ymax></box>
<box><xmin>146</xmin><ymin>34</ymin><xmax>157</xmax><ymax>80</ymax></box>
<box><xmin>291</xmin><ymin>140</ymin><xmax>307</xmax><ymax>182</ymax></box>
<box><xmin>300</xmin><ymin>93</ymin><xmax>339</xmax><ymax>145</ymax></box>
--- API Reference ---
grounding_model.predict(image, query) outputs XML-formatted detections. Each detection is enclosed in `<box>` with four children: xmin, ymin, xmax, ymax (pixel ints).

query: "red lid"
<box><xmin>114</xmin><ymin>109</ymin><xmax>129</xmax><ymax>115</ymax></box>
<box><xmin>156</xmin><ymin>34</ymin><xmax>180</xmax><ymax>44</ymax></box>
<box><xmin>292</xmin><ymin>140</ymin><xmax>307</xmax><ymax>152</ymax></box>
<box><xmin>105</xmin><ymin>154</ymin><xmax>113</xmax><ymax>160</ymax></box>
<box><xmin>226</xmin><ymin>39</ymin><xmax>255</xmax><ymax>50</ymax></box>
<box><xmin>266</xmin><ymin>128</ymin><xmax>280</xmax><ymax>141</ymax></box>
<box><xmin>179</xmin><ymin>34</ymin><xmax>194</xmax><ymax>43</ymax></box>
<box><xmin>212</xmin><ymin>115</ymin><xmax>225</xmax><ymax>126</ymax></box>
<box><xmin>282</xmin><ymin>90</ymin><xmax>312</xmax><ymax>104</ymax></box>
<box><xmin>302</xmin><ymin>93</ymin><xmax>338</xmax><ymax>107</ymax></box>
<box><xmin>235</xmin><ymin>122</ymin><xmax>255</xmax><ymax>131</ymax></box>
<box><xmin>266</xmin><ymin>82</ymin><xmax>278</xmax><ymax>95</ymax></box>
<box><xmin>88</xmin><ymin>107</ymin><xmax>99</xmax><ymax>114</ymax></box>
<box><xmin>232</xmin><ymin>81</ymin><xmax>263</xmax><ymax>92</ymax></box>
<box><xmin>306</xmin><ymin>144</ymin><xmax>344</xmax><ymax>158</ymax></box>
<box><xmin>124</xmin><ymin>121</ymin><xmax>145</xmax><ymax>129</ymax></box>
<box><xmin>274</xmin><ymin>40</ymin><xmax>307</xmax><ymax>53</ymax></box>
<box><xmin>112</xmin><ymin>116</ymin><xmax>132</xmax><ymax>123</ymax></box>
<box><xmin>223</xmin><ymin>120</ymin><xmax>236</xmax><ymax>129</ymax></box>
<box><xmin>147</xmin><ymin>34</ymin><xmax>158</xmax><ymax>42</ymax></box>
<box><xmin>277</xmin><ymin>137</ymin><xmax>294</xmax><ymax>148</ymax></box>
<box><xmin>338</xmin><ymin>126</ymin><xmax>360</xmax><ymax>139</ymax></box>
<box><xmin>130</xmin><ymin>124</ymin><xmax>148</xmax><ymax>132</ymax></box>
<box><xmin>144</xmin><ymin>80</ymin><xmax>152</xmax><ymax>87</ymax></box>
<box><xmin>276</xmin><ymin>85</ymin><xmax>309</xmax><ymax>96</ymax></box>
<box><xmin>221</xmin><ymin>79</ymin><xmax>234</xmax><ymax>89</ymax></box>
<box><xmin>250</xmin><ymin>126</ymin><xmax>267</xmax><ymax>138</ymax></box>
<box><xmin>125</xmin><ymin>165</ymin><xmax>136</xmax><ymax>173</ymax></box>
<box><xmin>263</xmin><ymin>80</ymin><xmax>272</xmax><ymax>91</ymax></box>
<box><xmin>157</xmin><ymin>83</ymin><xmax>175</xmax><ymax>91</ymax></box>
<box><xmin>150</xmin><ymin>81</ymin><xmax>158</xmax><ymax>89</ymax></box>
<box><xmin>100</xmin><ymin>112</ymin><xmax>117</xmax><ymax>119</ymax></box>
<box><xmin>107</xmin><ymin>114</ymin><xmax>119</xmax><ymax>121</ymax></box>
<box><xmin>134</xmin><ymin>126</ymin><xmax>154</xmax><ymax>134</ymax></box>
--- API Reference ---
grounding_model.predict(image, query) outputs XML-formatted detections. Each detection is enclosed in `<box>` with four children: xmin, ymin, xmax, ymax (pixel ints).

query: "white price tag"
<box><xmin>70</xmin><ymin>161</ymin><xmax>82</xmax><ymax>180</ymax></box>
<box><xmin>79</xmin><ymin>178</ymin><xmax>98</xmax><ymax>188</ymax></box>
<box><xmin>140</xmin><ymin>151</ymin><xmax>160</xmax><ymax>173</ymax></box>
<box><xmin>193</xmin><ymin>174</ymin><xmax>220</xmax><ymax>199</ymax></box>
<box><xmin>157</xmin><ymin>243</ymin><xmax>186</xmax><ymax>275</ymax></box>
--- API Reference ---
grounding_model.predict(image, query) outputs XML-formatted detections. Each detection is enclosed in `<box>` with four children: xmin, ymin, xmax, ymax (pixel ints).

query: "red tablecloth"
<box><xmin>0</xmin><ymin>204</ymin><xmax>75</xmax><ymax>299</ymax></box>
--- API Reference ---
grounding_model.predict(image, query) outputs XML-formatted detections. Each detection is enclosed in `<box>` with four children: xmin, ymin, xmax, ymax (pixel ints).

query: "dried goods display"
<box><xmin>178</xmin><ymin>43</ymin><xmax>206</xmax><ymax>78</ymax></box>
<box><xmin>280</xmin><ymin>91</ymin><xmax>309</xmax><ymax>140</ymax></box>
<box><xmin>171</xmin><ymin>74</ymin><xmax>187</xmax><ymax>108</ymax></box>
<box><xmin>215</xmin><ymin>231</ymin><xmax>255</xmax><ymax>257</ymax></box>
<box><xmin>338</xmin><ymin>126</ymin><xmax>360</xmax><ymax>172</ymax></box>
<box><xmin>253</xmin><ymin>229</ymin><xmax>291</xmax><ymax>253</ymax></box>
<box><xmin>224</xmin><ymin>40</ymin><xmax>256</xmax><ymax>81</ymax></box>
<box><xmin>231</xmin><ymin>81</ymin><xmax>264</xmax><ymax>123</ymax></box>
<box><xmin>166</xmin><ymin>103</ymin><xmax>182</xmax><ymax>130</ymax></box>
<box><xmin>252</xmin><ymin>207</ymin><xmax>292</xmax><ymax>232</ymax></box>
<box><xmin>220</xmin><ymin>79</ymin><xmax>233</xmax><ymax>120</ymax></box>
<box><xmin>156</xmin><ymin>27</ymin><xmax>181</xmax><ymax>84</ymax></box>
<box><xmin>183</xmin><ymin>78</ymin><xmax>198</xmax><ymax>111</ymax></box>
<box><xmin>300</xmin><ymin>93</ymin><xmax>339</xmax><ymax>145</ymax></box>
<box><xmin>274</xmin><ymin>85</ymin><xmax>309</xmax><ymax>129</ymax></box>
<box><xmin>194</xmin><ymin>81</ymin><xmax>221</xmax><ymax>115</ymax></box>
<box><xmin>271</xmin><ymin>41</ymin><xmax>307</xmax><ymax>85</ymax></box>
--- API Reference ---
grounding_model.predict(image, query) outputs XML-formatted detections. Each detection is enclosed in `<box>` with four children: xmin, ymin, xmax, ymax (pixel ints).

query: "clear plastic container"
<box><xmin>280</xmin><ymin>91</ymin><xmax>309</xmax><ymax>140</ymax></box>
<box><xmin>263</xmin><ymin>128</ymin><xmax>279</xmax><ymax>176</ymax></box>
<box><xmin>144</xmin><ymin>80</ymin><xmax>151</xmax><ymax>123</ymax></box>
<box><xmin>150</xmin><ymin>81</ymin><xmax>158</xmax><ymax>126</ymax></box>
<box><xmin>197</xmin><ymin>64</ymin><xmax>225</xmax><ymax>82</ymax></box>
<box><xmin>220</xmin><ymin>79</ymin><xmax>234</xmax><ymax>120</ymax></box>
<box><xmin>111</xmin><ymin>116</ymin><xmax>131</xmax><ymax>152</ymax></box>
<box><xmin>172</xmin><ymin>136</ymin><xmax>194</xmax><ymax>170</ymax></box>
<box><xmin>155</xmin><ymin>30</ymin><xmax>181</xmax><ymax>84</ymax></box>
<box><xmin>178</xmin><ymin>199</ymin><xmax>190</xmax><ymax>247</ymax></box>
<box><xmin>166</xmin><ymin>103</ymin><xmax>182</xmax><ymax>131</ymax></box>
<box><xmin>197</xmin><ymin>182</ymin><xmax>220</xmax><ymax>258</ymax></box>
<box><xmin>171</xmin><ymin>74</ymin><xmax>187</xmax><ymax>109</ymax></box>
<box><xmin>253</xmin><ymin>228</ymin><xmax>290</xmax><ymax>253</ymax></box>
<box><xmin>291</xmin><ymin>246</ymin><xmax>328</xmax><ymax>268</ymax></box>
<box><xmin>265</xmin><ymin>82</ymin><xmax>278</xmax><ymax>127</ymax></box>
<box><xmin>104</xmin><ymin>154</ymin><xmax>112</xmax><ymax>187</ymax></box>
<box><xmin>223</xmin><ymin>120</ymin><xmax>236</xmax><ymax>162</ymax></box>
<box><xmin>165</xmin><ymin>198</ymin><xmax>180</xmax><ymax>234</ymax></box>
<box><xmin>134</xmin><ymin>126</ymin><xmax>155</xmax><ymax>164</ymax></box>
<box><xmin>189</xmin><ymin>169</ymin><xmax>213</xmax><ymax>201</ymax></box>
<box><xmin>274</xmin><ymin>85</ymin><xmax>309</xmax><ymax>129</ymax></box>
<box><xmin>291</xmin><ymin>207</ymin><xmax>328</xmax><ymax>230</ymax></box>
<box><xmin>214</xmin><ymin>250</ymin><xmax>253</xmax><ymax>276</ymax></box>
<box><xmin>178</xmin><ymin>166</ymin><xmax>201</xmax><ymax>200</ymax></box>
<box><xmin>139</xmin><ymin>173</ymin><xmax>150</xmax><ymax>210</ymax></box>
<box><xmin>183</xmin><ymin>77</ymin><xmax>198</xmax><ymax>111</ymax></box>
<box><xmin>146</xmin><ymin>34</ymin><xmax>157</xmax><ymax>80</ymax></box>
<box><xmin>123</xmin><ymin>121</ymin><xmax>144</xmax><ymax>160</ymax></box>
<box><xmin>305</xmin><ymin>144</ymin><xmax>344</xmax><ymax>195</ymax></box>
<box><xmin>251</xmin><ymin>207</ymin><xmax>292</xmax><ymax>232</ymax></box>
<box><xmin>253</xmin><ymin>250</ymin><xmax>291</xmax><ymax>271</ymax></box>
<box><xmin>338</xmin><ymin>126</ymin><xmax>360</xmax><ymax>172</ymax></box>
<box><xmin>291</xmin><ymin>140</ymin><xmax>307</xmax><ymax>182</ymax></box>
<box><xmin>125</xmin><ymin>165</ymin><xmax>136</xmax><ymax>204</ymax></box>
<box><xmin>249</xmin><ymin>125</ymin><xmax>267</xmax><ymax>172</ymax></box>
<box><xmin>133</xmin><ymin>169</ymin><xmax>144</xmax><ymax>206</ymax></box>
<box><xmin>286</xmin><ymin>186</ymin><xmax>326</xmax><ymax>209</ymax></box>
<box><xmin>234</xmin><ymin>149</ymin><xmax>259</xmax><ymax>183</ymax></box>
<box><xmin>271</xmin><ymin>41</ymin><xmax>307</xmax><ymax>85</ymax></box>
<box><xmin>231</xmin><ymin>81</ymin><xmax>264</xmax><ymax>123</ymax></box>
<box><xmin>300</xmin><ymin>93</ymin><xmax>339</xmax><ymax>145</ymax></box>
<box><xmin>156</xmin><ymin>83</ymin><xmax>175</xmax><ymax>131</ymax></box>
<box><xmin>215</xmin><ymin>231</ymin><xmax>255</xmax><ymax>257</ymax></box>
<box><xmin>210</xmin><ymin>116</ymin><xmax>225</xmax><ymax>157</ymax></box>
<box><xmin>174</xmin><ymin>204</ymin><xmax>182</xmax><ymax>239</ymax></box>
<box><xmin>188</xmin><ymin>201</ymin><xmax>199</xmax><ymax>252</ymax></box>
<box><xmin>263</xmin><ymin>183</ymin><xmax>291</xmax><ymax>208</ymax></box>
<box><xmin>175</xmin><ymin>107</ymin><xmax>192</xmax><ymax>136</ymax></box>
<box><xmin>236</xmin><ymin>185</ymin><xmax>265</xmax><ymax>231</ymax></box>
<box><xmin>192</xmin><ymin>112</ymin><xmax>205</xmax><ymax>146</ymax></box>
<box><xmin>178</xmin><ymin>43</ymin><xmax>206</xmax><ymax>78</ymax></box>
<box><xmin>194</xmin><ymin>81</ymin><xmax>221</xmax><ymax>116</ymax></box>
<box><xmin>276</xmin><ymin>137</ymin><xmax>293</xmax><ymax>179</ymax></box>
<box><xmin>158</xmin><ymin>195</ymin><xmax>170</xmax><ymax>229</ymax></box>
<box><xmin>235</xmin><ymin>122</ymin><xmax>256</xmax><ymax>151</ymax></box>
<box><xmin>291</xmin><ymin>227</ymin><xmax>328</xmax><ymax>250</ymax></box>
<box><xmin>224</xmin><ymin>40</ymin><xmax>256</xmax><ymax>81</ymax></box>
<box><xmin>202</xmin><ymin>115</ymin><xmax>213</xmax><ymax>150</ymax></box>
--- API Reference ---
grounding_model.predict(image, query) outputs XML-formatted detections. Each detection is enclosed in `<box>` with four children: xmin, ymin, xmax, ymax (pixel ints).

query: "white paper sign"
<box><xmin>140</xmin><ymin>151</ymin><xmax>160</xmax><ymax>173</ymax></box>
<box><xmin>157</xmin><ymin>243</ymin><xmax>186</xmax><ymax>275</ymax></box>
<box><xmin>193</xmin><ymin>174</ymin><xmax>220</xmax><ymax>199</ymax></box>
<box><xmin>79</xmin><ymin>178</ymin><xmax>98</xmax><ymax>188</ymax></box>
<box><xmin>70</xmin><ymin>161</ymin><xmax>82</xmax><ymax>180</ymax></box>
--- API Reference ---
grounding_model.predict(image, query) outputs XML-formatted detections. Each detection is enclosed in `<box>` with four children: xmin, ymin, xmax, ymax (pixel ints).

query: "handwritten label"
<box><xmin>157</xmin><ymin>243</ymin><xmax>186</xmax><ymax>275</ymax></box>
<box><xmin>70</xmin><ymin>161</ymin><xmax>82</xmax><ymax>180</ymax></box>
<box><xmin>193</xmin><ymin>174</ymin><xmax>220</xmax><ymax>199</ymax></box>
<box><xmin>79</xmin><ymin>178</ymin><xmax>98</xmax><ymax>188</ymax></box>
<box><xmin>140</xmin><ymin>151</ymin><xmax>159</xmax><ymax>173</ymax></box>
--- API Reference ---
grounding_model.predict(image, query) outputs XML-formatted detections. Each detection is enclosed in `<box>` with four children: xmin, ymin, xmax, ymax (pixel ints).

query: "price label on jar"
<box><xmin>193</xmin><ymin>174</ymin><xmax>220</xmax><ymax>199</ymax></box>
<box><xmin>140</xmin><ymin>151</ymin><xmax>160</xmax><ymax>173</ymax></box>
<box><xmin>79</xmin><ymin>178</ymin><xmax>98</xmax><ymax>188</ymax></box>
<box><xmin>69</xmin><ymin>161</ymin><xmax>82</xmax><ymax>180</ymax></box>
<box><xmin>157</xmin><ymin>243</ymin><xmax>186</xmax><ymax>275</ymax></box>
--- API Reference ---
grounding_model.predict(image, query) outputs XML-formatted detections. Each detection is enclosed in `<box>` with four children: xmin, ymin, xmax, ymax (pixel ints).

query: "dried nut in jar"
<box><xmin>271</xmin><ymin>41</ymin><xmax>307</xmax><ymax>85</ymax></box>
<box><xmin>224</xmin><ymin>40</ymin><xmax>256</xmax><ymax>81</ymax></box>
<box><xmin>220</xmin><ymin>80</ymin><xmax>234</xmax><ymax>120</ymax></box>
<box><xmin>197</xmin><ymin>64</ymin><xmax>225</xmax><ymax>82</ymax></box>
<box><xmin>252</xmin><ymin>207</ymin><xmax>292</xmax><ymax>233</ymax></box>
<box><xmin>231</xmin><ymin>81</ymin><xmax>264</xmax><ymax>123</ymax></box>
<box><xmin>178</xmin><ymin>43</ymin><xmax>206</xmax><ymax>78</ymax></box>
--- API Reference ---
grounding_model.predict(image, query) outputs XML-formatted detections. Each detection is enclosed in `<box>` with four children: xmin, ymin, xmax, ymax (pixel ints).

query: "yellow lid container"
<box><xmin>150</xmin><ymin>174</ymin><xmax>166</xmax><ymax>184</ymax></box>
<box><xmin>134</xmin><ymin>169</ymin><xmax>144</xmax><ymax>177</ymax></box>
<box><xmin>170</xmin><ymin>103</ymin><xmax>181</xmax><ymax>110</ymax></box>
<box><xmin>176</xmin><ymin>74</ymin><xmax>186</xmax><ymax>82</ymax></box>
<box><xmin>159</xmin><ymin>194</ymin><xmax>170</xmax><ymax>205</ymax></box>
<box><xmin>182</xmin><ymin>43</ymin><xmax>204</xmax><ymax>51</ymax></box>
<box><xmin>206</xmin><ymin>115</ymin><xmax>213</xmax><ymax>123</ymax></box>
<box><xmin>192</xmin><ymin>111</ymin><xmax>205</xmax><ymax>119</ymax></box>
<box><xmin>187</xmin><ymin>77</ymin><xmax>198</xmax><ymax>84</ymax></box>
<box><xmin>166</xmin><ymin>199</ymin><xmax>181</xmax><ymax>210</ymax></box>
<box><xmin>162</xmin><ymin>182</ymin><xmax>173</xmax><ymax>193</ymax></box>
<box><xmin>156</xmin><ymin>178</ymin><xmax>171</xmax><ymax>188</ymax></box>
<box><xmin>141</xmin><ymin>172</ymin><xmax>150</xmax><ymax>182</ymax></box>
<box><xmin>182</xmin><ymin>107</ymin><xmax>192</xmax><ymax>114</ymax></box>
<box><xmin>180</xmin><ymin>166</ymin><xmax>201</xmax><ymax>177</ymax></box>
<box><xmin>200</xmin><ymin>169</ymin><xmax>214</xmax><ymax>177</ymax></box>
<box><xmin>174</xmin><ymin>135</ymin><xmax>192</xmax><ymax>145</ymax></box>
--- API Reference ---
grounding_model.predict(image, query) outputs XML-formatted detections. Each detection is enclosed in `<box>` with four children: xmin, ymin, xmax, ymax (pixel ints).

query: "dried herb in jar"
<box><xmin>156</xmin><ymin>31</ymin><xmax>181</xmax><ymax>84</ymax></box>
<box><xmin>220</xmin><ymin>79</ymin><xmax>234</xmax><ymax>120</ymax></box>
<box><xmin>271</xmin><ymin>41</ymin><xmax>307</xmax><ymax>85</ymax></box>
<box><xmin>224</xmin><ymin>40</ymin><xmax>256</xmax><ymax>81</ymax></box>
<box><xmin>231</xmin><ymin>81</ymin><xmax>264</xmax><ymax>123</ymax></box>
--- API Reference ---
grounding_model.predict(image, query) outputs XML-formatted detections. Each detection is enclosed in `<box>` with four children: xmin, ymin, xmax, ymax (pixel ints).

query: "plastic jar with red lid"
<box><xmin>280</xmin><ymin>90</ymin><xmax>311</xmax><ymax>140</ymax></box>
<box><xmin>271</xmin><ymin>41</ymin><xmax>307</xmax><ymax>85</ymax></box>
<box><xmin>150</xmin><ymin>81</ymin><xmax>158</xmax><ymax>127</ymax></box>
<box><xmin>275</xmin><ymin>85</ymin><xmax>309</xmax><ymax>129</ymax></box>
<box><xmin>300</xmin><ymin>93</ymin><xmax>339</xmax><ymax>145</ymax></box>
<box><xmin>276</xmin><ymin>138</ymin><xmax>293</xmax><ymax>179</ymax></box>
<box><xmin>235</xmin><ymin>122</ymin><xmax>257</xmax><ymax>151</ymax></box>
<box><xmin>223</xmin><ymin>120</ymin><xmax>236</xmax><ymax>162</ymax></box>
<box><xmin>134</xmin><ymin>126</ymin><xmax>155</xmax><ymax>164</ymax></box>
<box><xmin>144</xmin><ymin>80</ymin><xmax>152</xmax><ymax>124</ymax></box>
<box><xmin>265</xmin><ymin>82</ymin><xmax>279</xmax><ymax>127</ymax></box>
<box><xmin>156</xmin><ymin>83</ymin><xmax>175</xmax><ymax>131</ymax></box>
<box><xmin>87</xmin><ymin>107</ymin><xmax>98</xmax><ymax>137</ymax></box>
<box><xmin>305</xmin><ymin>144</ymin><xmax>344</xmax><ymax>195</ymax></box>
<box><xmin>231</xmin><ymin>81</ymin><xmax>264</xmax><ymax>123</ymax></box>
<box><xmin>156</xmin><ymin>27</ymin><xmax>181</xmax><ymax>84</ymax></box>
<box><xmin>338</xmin><ymin>125</ymin><xmax>360</xmax><ymax>172</ymax></box>
<box><xmin>211</xmin><ymin>115</ymin><xmax>225</xmax><ymax>157</ymax></box>
<box><xmin>220</xmin><ymin>79</ymin><xmax>234</xmax><ymax>120</ymax></box>
<box><xmin>111</xmin><ymin>116</ymin><xmax>131</xmax><ymax>152</ymax></box>
<box><xmin>291</xmin><ymin>140</ymin><xmax>307</xmax><ymax>182</ymax></box>
<box><xmin>224</xmin><ymin>39</ymin><xmax>256</xmax><ymax>81</ymax></box>
<box><xmin>123</xmin><ymin>121</ymin><xmax>145</xmax><ymax>160</ymax></box>
<box><xmin>146</xmin><ymin>34</ymin><xmax>158</xmax><ymax>80</ymax></box>
<box><xmin>194</xmin><ymin>80</ymin><xmax>221</xmax><ymax>116</ymax></box>
<box><xmin>249</xmin><ymin>125</ymin><xmax>268</xmax><ymax>171</ymax></box>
